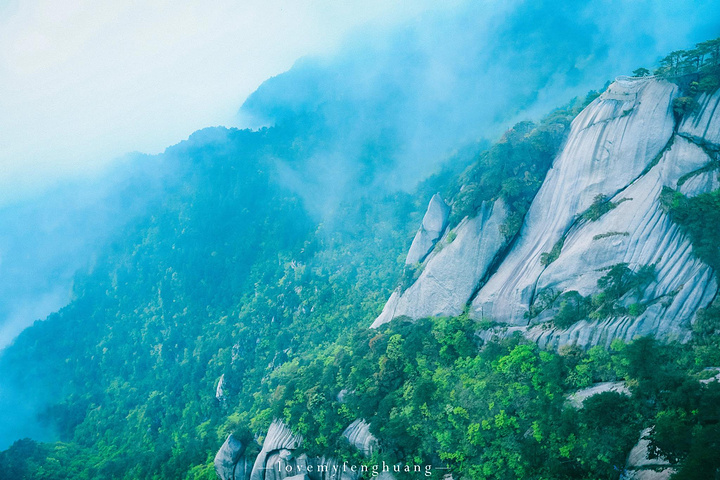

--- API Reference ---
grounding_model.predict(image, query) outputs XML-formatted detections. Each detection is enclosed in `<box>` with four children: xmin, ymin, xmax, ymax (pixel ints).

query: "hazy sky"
<box><xmin>0</xmin><ymin>0</ymin><xmax>458</xmax><ymax>203</ymax></box>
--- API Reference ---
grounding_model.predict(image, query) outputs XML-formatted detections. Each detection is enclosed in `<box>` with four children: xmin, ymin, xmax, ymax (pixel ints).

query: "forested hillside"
<box><xmin>1</xmin><ymin>38</ymin><xmax>719</xmax><ymax>480</ymax></box>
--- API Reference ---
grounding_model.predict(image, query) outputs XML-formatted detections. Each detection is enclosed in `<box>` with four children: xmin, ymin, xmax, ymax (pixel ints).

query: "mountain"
<box><xmin>375</xmin><ymin>75</ymin><xmax>719</xmax><ymax>349</ymax></box>
<box><xmin>1</xmin><ymin>34</ymin><xmax>720</xmax><ymax>480</ymax></box>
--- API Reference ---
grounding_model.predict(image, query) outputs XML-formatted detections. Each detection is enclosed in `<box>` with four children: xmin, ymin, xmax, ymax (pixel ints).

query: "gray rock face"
<box><xmin>621</xmin><ymin>428</ymin><xmax>674</xmax><ymax>480</ymax></box>
<box><xmin>467</xmin><ymin>78</ymin><xmax>719</xmax><ymax>348</ymax></box>
<box><xmin>223</xmin><ymin>419</ymin><xmax>378</xmax><ymax>480</ymax></box>
<box><xmin>342</xmin><ymin>419</ymin><xmax>378</xmax><ymax>457</ymax></box>
<box><xmin>215</xmin><ymin>434</ymin><xmax>251</xmax><ymax>480</ymax></box>
<box><xmin>525</xmin><ymin>135</ymin><xmax>718</xmax><ymax>348</ymax></box>
<box><xmin>566</xmin><ymin>382</ymin><xmax>630</xmax><ymax>409</ymax></box>
<box><xmin>471</xmin><ymin>77</ymin><xmax>680</xmax><ymax>325</ymax></box>
<box><xmin>372</xmin><ymin>200</ymin><xmax>508</xmax><ymax>328</ymax></box>
<box><xmin>563</xmin><ymin>385</ymin><xmax>674</xmax><ymax>479</ymax></box>
<box><xmin>250</xmin><ymin>420</ymin><xmax>303</xmax><ymax>480</ymax></box>
<box><xmin>679</xmin><ymin>90</ymin><xmax>720</xmax><ymax>144</ymax></box>
<box><xmin>699</xmin><ymin>367</ymin><xmax>720</xmax><ymax>384</ymax></box>
<box><xmin>405</xmin><ymin>194</ymin><xmax>451</xmax><ymax>265</ymax></box>
<box><xmin>217</xmin><ymin>374</ymin><xmax>227</xmax><ymax>405</ymax></box>
<box><xmin>374</xmin><ymin>79</ymin><xmax>717</xmax><ymax>347</ymax></box>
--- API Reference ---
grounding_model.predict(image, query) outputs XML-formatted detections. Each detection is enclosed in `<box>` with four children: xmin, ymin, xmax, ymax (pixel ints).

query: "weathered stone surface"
<box><xmin>679</xmin><ymin>89</ymin><xmax>720</xmax><ymax>144</ymax></box>
<box><xmin>373</xmin><ymin>200</ymin><xmax>507</xmax><ymax>328</ymax></box>
<box><xmin>699</xmin><ymin>367</ymin><xmax>720</xmax><ymax>384</ymax></box>
<box><xmin>215</xmin><ymin>434</ymin><xmax>250</xmax><ymax>480</ymax></box>
<box><xmin>471</xmin><ymin>77</ymin><xmax>679</xmax><ymax>325</ymax></box>
<box><xmin>229</xmin><ymin>419</ymin><xmax>378</xmax><ymax>480</ymax></box>
<box><xmin>250</xmin><ymin>421</ymin><xmax>303</xmax><ymax>480</ymax></box>
<box><xmin>216</xmin><ymin>374</ymin><xmax>227</xmax><ymax>405</ymax></box>
<box><xmin>679</xmin><ymin>167</ymin><xmax>720</xmax><ymax>197</ymax></box>
<box><xmin>406</xmin><ymin>194</ymin><xmax>451</xmax><ymax>265</ymax></box>
<box><xmin>566</xmin><ymin>382</ymin><xmax>630</xmax><ymax>409</ymax></box>
<box><xmin>463</xmin><ymin>77</ymin><xmax>720</xmax><ymax>348</ymax></box>
<box><xmin>621</xmin><ymin>428</ymin><xmax>674</xmax><ymax>480</ymax></box>
<box><xmin>342</xmin><ymin>419</ymin><xmax>378</xmax><ymax>457</ymax></box>
<box><xmin>375</xmin><ymin>77</ymin><xmax>718</xmax><ymax>347</ymax></box>
<box><xmin>527</xmin><ymin>136</ymin><xmax>717</xmax><ymax>348</ymax></box>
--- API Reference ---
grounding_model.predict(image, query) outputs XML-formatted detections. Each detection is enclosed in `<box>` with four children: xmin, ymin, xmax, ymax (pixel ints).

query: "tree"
<box><xmin>698</xmin><ymin>38</ymin><xmax>720</xmax><ymax>67</ymax></box>
<box><xmin>658</xmin><ymin>50</ymin><xmax>687</xmax><ymax>76</ymax></box>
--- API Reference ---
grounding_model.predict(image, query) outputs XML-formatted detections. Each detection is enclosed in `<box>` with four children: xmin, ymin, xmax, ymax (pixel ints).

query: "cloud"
<box><xmin>238</xmin><ymin>0</ymin><xmax>720</xmax><ymax>215</ymax></box>
<box><xmin>0</xmin><ymin>0</ymin><xmax>454</xmax><ymax>204</ymax></box>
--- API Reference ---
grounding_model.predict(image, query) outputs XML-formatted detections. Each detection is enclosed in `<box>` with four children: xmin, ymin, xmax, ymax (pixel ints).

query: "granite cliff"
<box><xmin>375</xmin><ymin>76</ymin><xmax>719</xmax><ymax>348</ymax></box>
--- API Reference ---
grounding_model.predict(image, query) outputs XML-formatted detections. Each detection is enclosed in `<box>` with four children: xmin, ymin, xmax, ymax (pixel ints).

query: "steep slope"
<box><xmin>372</xmin><ymin>199</ymin><xmax>507</xmax><ymax>327</ymax></box>
<box><xmin>0</xmin><ymin>124</ymin><xmax>422</xmax><ymax>477</ymax></box>
<box><xmin>374</xmin><ymin>76</ymin><xmax>720</xmax><ymax>347</ymax></box>
<box><xmin>404</xmin><ymin>194</ymin><xmax>450</xmax><ymax>266</ymax></box>
<box><xmin>471</xmin><ymin>77</ymin><xmax>678</xmax><ymax>324</ymax></box>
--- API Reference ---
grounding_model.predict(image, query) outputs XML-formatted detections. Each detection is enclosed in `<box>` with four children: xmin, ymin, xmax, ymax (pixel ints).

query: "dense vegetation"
<box><xmin>1</xmin><ymin>38</ymin><xmax>719</xmax><ymax>480</ymax></box>
<box><xmin>0</xmin><ymin>124</ymin><xmax>428</xmax><ymax>479</ymax></box>
<box><xmin>449</xmin><ymin>91</ymin><xmax>602</xmax><ymax>238</ymax></box>
<box><xmin>260</xmin><ymin>316</ymin><xmax>720</xmax><ymax>479</ymax></box>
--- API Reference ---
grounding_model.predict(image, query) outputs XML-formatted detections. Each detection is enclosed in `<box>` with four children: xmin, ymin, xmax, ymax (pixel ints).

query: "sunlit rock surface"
<box><xmin>342</xmin><ymin>419</ymin><xmax>378</xmax><ymax>457</ymax></box>
<box><xmin>678</xmin><ymin>89</ymin><xmax>720</xmax><ymax>144</ymax></box>
<box><xmin>526</xmin><ymin>135</ymin><xmax>717</xmax><ymax>348</ymax></box>
<box><xmin>217</xmin><ymin>419</ymin><xmax>381</xmax><ymax>480</ymax></box>
<box><xmin>250</xmin><ymin>420</ymin><xmax>303</xmax><ymax>480</ymax></box>
<box><xmin>377</xmin><ymin>77</ymin><xmax>718</xmax><ymax>347</ymax></box>
<box><xmin>566</xmin><ymin>381</ymin><xmax>630</xmax><ymax>409</ymax></box>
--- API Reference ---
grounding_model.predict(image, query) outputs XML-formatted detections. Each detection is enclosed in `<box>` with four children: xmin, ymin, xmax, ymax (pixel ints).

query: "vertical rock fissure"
<box><xmin>466</xmin><ymin>225</ymin><xmax>521</xmax><ymax>316</ymax></box>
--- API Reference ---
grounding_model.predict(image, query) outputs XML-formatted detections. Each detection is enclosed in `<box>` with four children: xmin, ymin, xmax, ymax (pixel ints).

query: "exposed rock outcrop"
<box><xmin>621</xmin><ymin>428</ymin><xmax>674</xmax><ymax>480</ymax></box>
<box><xmin>377</xmin><ymin>78</ymin><xmax>719</xmax><ymax>348</ymax></box>
<box><xmin>563</xmin><ymin>384</ymin><xmax>674</xmax><ymax>479</ymax></box>
<box><xmin>471</xmin><ymin>77</ymin><xmax>680</xmax><ymax>325</ymax></box>
<box><xmin>520</xmin><ymin>88</ymin><xmax>720</xmax><ymax>348</ymax></box>
<box><xmin>678</xmin><ymin>90</ymin><xmax>720</xmax><ymax>144</ymax></box>
<box><xmin>699</xmin><ymin>367</ymin><xmax>720</xmax><ymax>384</ymax></box>
<box><xmin>525</xmin><ymin>134</ymin><xmax>718</xmax><ymax>348</ymax></box>
<box><xmin>215</xmin><ymin>419</ymin><xmax>384</xmax><ymax>480</ymax></box>
<box><xmin>215</xmin><ymin>434</ymin><xmax>252</xmax><ymax>480</ymax></box>
<box><xmin>405</xmin><ymin>194</ymin><xmax>451</xmax><ymax>265</ymax></box>
<box><xmin>217</xmin><ymin>374</ymin><xmax>227</xmax><ymax>406</ymax></box>
<box><xmin>250</xmin><ymin>420</ymin><xmax>303</xmax><ymax>480</ymax></box>
<box><xmin>372</xmin><ymin>200</ymin><xmax>508</xmax><ymax>328</ymax></box>
<box><xmin>342</xmin><ymin>419</ymin><xmax>378</xmax><ymax>457</ymax></box>
<box><xmin>566</xmin><ymin>381</ymin><xmax>630</xmax><ymax>409</ymax></box>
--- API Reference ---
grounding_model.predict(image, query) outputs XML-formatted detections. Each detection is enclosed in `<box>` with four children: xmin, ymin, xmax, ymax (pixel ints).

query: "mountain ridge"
<box><xmin>375</xmin><ymin>75</ymin><xmax>719</xmax><ymax>351</ymax></box>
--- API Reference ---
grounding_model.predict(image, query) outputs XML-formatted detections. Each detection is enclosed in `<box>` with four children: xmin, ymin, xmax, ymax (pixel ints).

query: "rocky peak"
<box><xmin>405</xmin><ymin>194</ymin><xmax>451</xmax><ymax>265</ymax></box>
<box><xmin>373</xmin><ymin>77</ymin><xmax>719</xmax><ymax>348</ymax></box>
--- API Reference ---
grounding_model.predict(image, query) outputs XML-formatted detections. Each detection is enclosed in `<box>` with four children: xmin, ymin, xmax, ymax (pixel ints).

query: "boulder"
<box><xmin>250</xmin><ymin>420</ymin><xmax>303</xmax><ymax>480</ymax></box>
<box><xmin>215</xmin><ymin>434</ymin><xmax>250</xmax><ymax>480</ymax></box>
<box><xmin>621</xmin><ymin>428</ymin><xmax>674</xmax><ymax>480</ymax></box>
<box><xmin>342</xmin><ymin>419</ymin><xmax>378</xmax><ymax>457</ymax></box>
